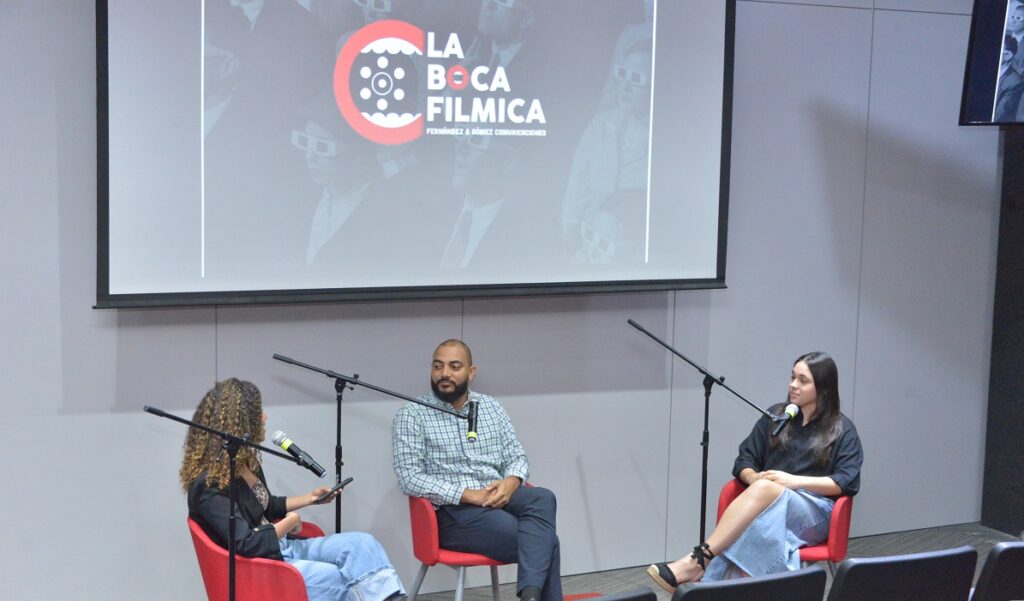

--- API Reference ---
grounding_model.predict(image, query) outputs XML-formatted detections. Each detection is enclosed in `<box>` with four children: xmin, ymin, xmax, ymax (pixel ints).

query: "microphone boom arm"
<box><xmin>272</xmin><ymin>354</ymin><xmax>466</xmax><ymax>419</ymax></box>
<box><xmin>626</xmin><ymin>319</ymin><xmax>774</xmax><ymax>419</ymax></box>
<box><xmin>143</xmin><ymin>405</ymin><xmax>300</xmax><ymax>464</ymax></box>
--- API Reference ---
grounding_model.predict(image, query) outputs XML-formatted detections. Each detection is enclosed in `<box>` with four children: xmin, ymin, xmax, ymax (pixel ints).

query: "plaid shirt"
<box><xmin>392</xmin><ymin>390</ymin><xmax>529</xmax><ymax>506</ymax></box>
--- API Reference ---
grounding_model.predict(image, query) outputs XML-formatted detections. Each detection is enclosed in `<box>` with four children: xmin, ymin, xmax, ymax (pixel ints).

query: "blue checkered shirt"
<box><xmin>392</xmin><ymin>390</ymin><xmax>529</xmax><ymax>506</ymax></box>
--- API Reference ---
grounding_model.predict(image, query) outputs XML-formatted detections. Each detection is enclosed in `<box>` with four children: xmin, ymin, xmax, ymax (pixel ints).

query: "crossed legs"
<box><xmin>437</xmin><ymin>486</ymin><xmax>562</xmax><ymax>601</ymax></box>
<box><xmin>649</xmin><ymin>479</ymin><xmax>786</xmax><ymax>590</ymax></box>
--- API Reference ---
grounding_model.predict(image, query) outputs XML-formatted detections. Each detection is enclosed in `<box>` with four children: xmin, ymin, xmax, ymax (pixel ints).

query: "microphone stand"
<box><xmin>272</xmin><ymin>353</ymin><xmax>465</xmax><ymax>533</ymax></box>
<box><xmin>626</xmin><ymin>319</ymin><xmax>781</xmax><ymax>544</ymax></box>
<box><xmin>143</xmin><ymin>405</ymin><xmax>302</xmax><ymax>601</ymax></box>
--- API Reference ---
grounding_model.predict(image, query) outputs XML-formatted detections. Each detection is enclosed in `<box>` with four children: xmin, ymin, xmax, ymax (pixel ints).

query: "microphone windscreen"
<box><xmin>784</xmin><ymin>403</ymin><xmax>799</xmax><ymax>418</ymax></box>
<box><xmin>271</xmin><ymin>430</ymin><xmax>286</xmax><ymax>446</ymax></box>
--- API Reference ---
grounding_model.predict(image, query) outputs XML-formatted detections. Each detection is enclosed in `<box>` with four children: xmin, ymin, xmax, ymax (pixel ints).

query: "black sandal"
<box><xmin>690</xmin><ymin>542</ymin><xmax>716</xmax><ymax>569</ymax></box>
<box><xmin>646</xmin><ymin>563</ymin><xmax>679</xmax><ymax>593</ymax></box>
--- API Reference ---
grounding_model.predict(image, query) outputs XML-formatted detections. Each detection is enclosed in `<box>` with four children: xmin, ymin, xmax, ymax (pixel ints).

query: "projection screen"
<box><xmin>97</xmin><ymin>0</ymin><xmax>734</xmax><ymax>307</ymax></box>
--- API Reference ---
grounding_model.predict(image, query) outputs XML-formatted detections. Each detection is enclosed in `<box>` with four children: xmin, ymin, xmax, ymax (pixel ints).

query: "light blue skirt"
<box><xmin>702</xmin><ymin>488</ymin><xmax>834</xmax><ymax>581</ymax></box>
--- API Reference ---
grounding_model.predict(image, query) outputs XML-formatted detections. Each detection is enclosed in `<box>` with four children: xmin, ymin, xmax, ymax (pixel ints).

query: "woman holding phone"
<box><xmin>181</xmin><ymin>378</ymin><xmax>404</xmax><ymax>601</ymax></box>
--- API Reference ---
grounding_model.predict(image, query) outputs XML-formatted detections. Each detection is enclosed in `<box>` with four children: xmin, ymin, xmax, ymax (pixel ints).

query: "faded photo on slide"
<box><xmin>562</xmin><ymin>3</ymin><xmax>654</xmax><ymax>265</ymax></box>
<box><xmin>200</xmin><ymin>0</ymin><xmax>653</xmax><ymax>285</ymax></box>
<box><xmin>202</xmin><ymin>0</ymin><xmax>337</xmax><ymax>281</ymax></box>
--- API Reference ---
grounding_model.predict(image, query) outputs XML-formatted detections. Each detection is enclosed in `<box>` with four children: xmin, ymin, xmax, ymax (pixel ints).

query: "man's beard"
<box><xmin>431</xmin><ymin>377</ymin><xmax>469</xmax><ymax>404</ymax></box>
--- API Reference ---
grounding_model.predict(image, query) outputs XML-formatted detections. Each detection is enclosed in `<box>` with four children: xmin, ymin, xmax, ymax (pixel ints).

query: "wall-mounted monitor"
<box><xmin>962</xmin><ymin>0</ymin><xmax>1024</xmax><ymax>125</ymax></box>
<box><xmin>97</xmin><ymin>0</ymin><xmax>735</xmax><ymax>307</ymax></box>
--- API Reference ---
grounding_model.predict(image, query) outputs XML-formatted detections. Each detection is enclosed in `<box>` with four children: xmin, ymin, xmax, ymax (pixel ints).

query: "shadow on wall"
<box><xmin>465</xmin><ymin>291</ymin><xmax>674</xmax><ymax>398</ymax></box>
<box><xmin>572</xmin><ymin>450</ymin><xmax>666</xmax><ymax>568</ymax></box>
<box><xmin>810</xmin><ymin>98</ymin><xmax>999</xmax><ymax>371</ymax></box>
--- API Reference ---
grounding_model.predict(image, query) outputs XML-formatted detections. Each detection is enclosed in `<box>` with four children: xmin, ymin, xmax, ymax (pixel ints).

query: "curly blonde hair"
<box><xmin>179</xmin><ymin>378</ymin><xmax>265</xmax><ymax>492</ymax></box>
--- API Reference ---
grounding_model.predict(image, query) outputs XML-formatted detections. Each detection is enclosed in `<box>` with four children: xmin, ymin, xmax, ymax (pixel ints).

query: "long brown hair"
<box><xmin>178</xmin><ymin>378</ymin><xmax>265</xmax><ymax>492</ymax></box>
<box><xmin>769</xmin><ymin>352</ymin><xmax>843</xmax><ymax>467</ymax></box>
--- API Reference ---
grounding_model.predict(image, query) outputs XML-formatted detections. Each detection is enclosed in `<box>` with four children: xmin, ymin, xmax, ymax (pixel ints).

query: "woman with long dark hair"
<box><xmin>181</xmin><ymin>378</ymin><xmax>405</xmax><ymax>601</ymax></box>
<box><xmin>647</xmin><ymin>352</ymin><xmax>864</xmax><ymax>589</ymax></box>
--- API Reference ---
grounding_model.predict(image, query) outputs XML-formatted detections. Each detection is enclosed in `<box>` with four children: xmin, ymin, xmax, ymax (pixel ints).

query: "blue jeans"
<box><xmin>436</xmin><ymin>486</ymin><xmax>561</xmax><ymax>601</ymax></box>
<box><xmin>280</xmin><ymin>531</ymin><xmax>405</xmax><ymax>601</ymax></box>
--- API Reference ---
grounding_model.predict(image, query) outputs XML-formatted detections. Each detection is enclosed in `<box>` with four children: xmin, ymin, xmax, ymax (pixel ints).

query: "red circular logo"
<box><xmin>334</xmin><ymin>20</ymin><xmax>424</xmax><ymax>145</ymax></box>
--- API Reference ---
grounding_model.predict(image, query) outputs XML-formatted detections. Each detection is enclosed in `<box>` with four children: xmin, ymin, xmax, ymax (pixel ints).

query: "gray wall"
<box><xmin>0</xmin><ymin>0</ymin><xmax>999</xmax><ymax>599</ymax></box>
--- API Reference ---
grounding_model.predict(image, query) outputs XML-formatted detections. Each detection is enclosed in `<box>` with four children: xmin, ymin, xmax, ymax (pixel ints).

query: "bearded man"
<box><xmin>391</xmin><ymin>339</ymin><xmax>561</xmax><ymax>601</ymax></box>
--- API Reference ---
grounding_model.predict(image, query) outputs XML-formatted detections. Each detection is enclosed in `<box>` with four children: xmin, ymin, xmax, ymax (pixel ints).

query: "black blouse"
<box><xmin>732</xmin><ymin>408</ymin><xmax>863</xmax><ymax>497</ymax></box>
<box><xmin>187</xmin><ymin>468</ymin><xmax>288</xmax><ymax>559</ymax></box>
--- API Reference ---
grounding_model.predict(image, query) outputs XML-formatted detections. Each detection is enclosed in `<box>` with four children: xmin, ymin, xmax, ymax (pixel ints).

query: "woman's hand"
<box><xmin>286</xmin><ymin>487</ymin><xmax>339</xmax><ymax>512</ymax></box>
<box><xmin>275</xmin><ymin>511</ymin><xmax>304</xmax><ymax>539</ymax></box>
<box><xmin>740</xmin><ymin>468</ymin><xmax>765</xmax><ymax>486</ymax></box>
<box><xmin>287</xmin><ymin>511</ymin><xmax>303</xmax><ymax>534</ymax></box>
<box><xmin>759</xmin><ymin>470</ymin><xmax>802</xmax><ymax>489</ymax></box>
<box><xmin>309</xmin><ymin>486</ymin><xmax>340</xmax><ymax>506</ymax></box>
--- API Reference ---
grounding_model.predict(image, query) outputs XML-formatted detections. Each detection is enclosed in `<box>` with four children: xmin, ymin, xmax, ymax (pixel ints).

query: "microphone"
<box><xmin>272</xmin><ymin>430</ymin><xmax>326</xmax><ymax>478</ymax></box>
<box><xmin>466</xmin><ymin>400</ymin><xmax>478</xmax><ymax>441</ymax></box>
<box><xmin>771</xmin><ymin>404</ymin><xmax>799</xmax><ymax>437</ymax></box>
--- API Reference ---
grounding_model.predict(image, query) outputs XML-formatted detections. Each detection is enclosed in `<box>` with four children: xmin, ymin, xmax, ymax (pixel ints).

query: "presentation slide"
<box><xmin>100</xmin><ymin>0</ymin><xmax>732</xmax><ymax>305</ymax></box>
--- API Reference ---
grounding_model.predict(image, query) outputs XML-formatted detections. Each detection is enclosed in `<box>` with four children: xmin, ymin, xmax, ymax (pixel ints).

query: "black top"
<box><xmin>732</xmin><ymin>407</ymin><xmax>863</xmax><ymax>497</ymax></box>
<box><xmin>187</xmin><ymin>468</ymin><xmax>287</xmax><ymax>559</ymax></box>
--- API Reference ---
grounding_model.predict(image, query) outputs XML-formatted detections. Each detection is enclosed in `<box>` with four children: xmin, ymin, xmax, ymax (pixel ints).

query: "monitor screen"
<box><xmin>97</xmin><ymin>0</ymin><xmax>735</xmax><ymax>307</ymax></box>
<box><xmin>961</xmin><ymin>0</ymin><xmax>1024</xmax><ymax>125</ymax></box>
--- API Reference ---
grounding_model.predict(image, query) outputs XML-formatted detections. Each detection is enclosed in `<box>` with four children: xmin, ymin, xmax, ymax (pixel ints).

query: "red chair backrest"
<box><xmin>827</xmin><ymin>494</ymin><xmax>853</xmax><ymax>559</ymax></box>
<box><xmin>187</xmin><ymin>517</ymin><xmax>310</xmax><ymax>601</ymax></box>
<box><xmin>716</xmin><ymin>478</ymin><xmax>746</xmax><ymax>522</ymax></box>
<box><xmin>408</xmin><ymin>496</ymin><xmax>441</xmax><ymax>565</ymax></box>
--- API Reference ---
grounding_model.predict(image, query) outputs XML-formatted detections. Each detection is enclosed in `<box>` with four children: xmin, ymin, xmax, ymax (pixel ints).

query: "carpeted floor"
<box><xmin>412</xmin><ymin>522</ymin><xmax>1021</xmax><ymax>600</ymax></box>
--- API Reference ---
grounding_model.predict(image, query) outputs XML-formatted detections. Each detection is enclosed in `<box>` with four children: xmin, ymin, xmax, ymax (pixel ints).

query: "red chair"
<box><xmin>716</xmin><ymin>479</ymin><xmax>853</xmax><ymax>575</ymax></box>
<box><xmin>187</xmin><ymin>517</ymin><xmax>325</xmax><ymax>601</ymax></box>
<box><xmin>407</xmin><ymin>496</ymin><xmax>508</xmax><ymax>601</ymax></box>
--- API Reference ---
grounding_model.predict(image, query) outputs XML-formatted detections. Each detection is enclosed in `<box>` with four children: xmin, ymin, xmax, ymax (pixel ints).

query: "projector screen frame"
<box><xmin>94</xmin><ymin>0</ymin><xmax>734</xmax><ymax>309</ymax></box>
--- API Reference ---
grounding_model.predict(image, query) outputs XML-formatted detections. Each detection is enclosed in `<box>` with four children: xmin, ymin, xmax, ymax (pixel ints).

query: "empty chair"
<box><xmin>671</xmin><ymin>566</ymin><xmax>826</xmax><ymax>601</ymax></box>
<box><xmin>971</xmin><ymin>541</ymin><xmax>1024</xmax><ymax>601</ymax></box>
<box><xmin>826</xmin><ymin>545</ymin><xmax>977</xmax><ymax>601</ymax></box>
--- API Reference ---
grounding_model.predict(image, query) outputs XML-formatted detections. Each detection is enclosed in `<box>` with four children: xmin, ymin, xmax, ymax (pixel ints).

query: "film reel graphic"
<box><xmin>334</xmin><ymin>20</ymin><xmax>424</xmax><ymax>145</ymax></box>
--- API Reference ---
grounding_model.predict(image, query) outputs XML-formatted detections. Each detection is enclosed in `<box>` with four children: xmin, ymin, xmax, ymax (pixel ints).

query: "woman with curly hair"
<box><xmin>647</xmin><ymin>352</ymin><xmax>864</xmax><ymax>590</ymax></box>
<box><xmin>181</xmin><ymin>378</ymin><xmax>405</xmax><ymax>601</ymax></box>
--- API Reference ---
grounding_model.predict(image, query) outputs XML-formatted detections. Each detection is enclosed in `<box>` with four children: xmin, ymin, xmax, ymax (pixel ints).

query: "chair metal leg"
<box><xmin>802</xmin><ymin>559</ymin><xmax>837</xmax><ymax>578</ymax></box>
<box><xmin>455</xmin><ymin>566</ymin><xmax>467</xmax><ymax>601</ymax></box>
<box><xmin>409</xmin><ymin>564</ymin><xmax>429</xmax><ymax>601</ymax></box>
<box><xmin>490</xmin><ymin>565</ymin><xmax>500</xmax><ymax>601</ymax></box>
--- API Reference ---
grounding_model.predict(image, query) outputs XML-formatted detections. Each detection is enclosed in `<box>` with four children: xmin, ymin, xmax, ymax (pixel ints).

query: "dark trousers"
<box><xmin>437</xmin><ymin>486</ymin><xmax>561</xmax><ymax>601</ymax></box>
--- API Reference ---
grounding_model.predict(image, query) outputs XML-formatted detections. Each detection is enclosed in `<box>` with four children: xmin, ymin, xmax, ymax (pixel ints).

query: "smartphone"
<box><xmin>313</xmin><ymin>477</ymin><xmax>354</xmax><ymax>504</ymax></box>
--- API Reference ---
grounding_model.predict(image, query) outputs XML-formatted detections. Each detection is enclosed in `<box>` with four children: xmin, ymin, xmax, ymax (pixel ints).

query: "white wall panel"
<box><xmin>662</xmin><ymin>0</ymin><xmax>874</xmax><ymax>557</ymax></box>
<box><xmin>743</xmin><ymin>0</ymin><xmax>873</xmax><ymax>10</ymax></box>
<box><xmin>852</xmin><ymin>9</ymin><xmax>999</xmax><ymax>533</ymax></box>
<box><xmin>462</xmin><ymin>293</ymin><xmax>675</xmax><ymax>576</ymax></box>
<box><xmin>2</xmin><ymin>0</ymin><xmax>85</xmax><ymax>418</ymax></box>
<box><xmin>875</xmin><ymin>0</ymin><xmax>973</xmax><ymax>15</ymax></box>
